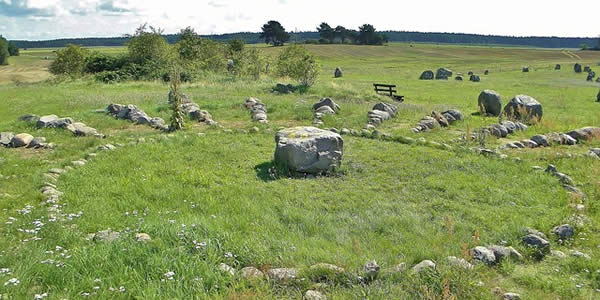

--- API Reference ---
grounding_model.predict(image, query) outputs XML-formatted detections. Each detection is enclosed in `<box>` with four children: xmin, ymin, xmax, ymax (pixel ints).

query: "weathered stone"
<box><xmin>470</xmin><ymin>75</ymin><xmax>480</xmax><ymax>82</ymax></box>
<box><xmin>266</xmin><ymin>268</ymin><xmax>297</xmax><ymax>282</ymax></box>
<box><xmin>522</xmin><ymin>234</ymin><xmax>550</xmax><ymax>251</ymax></box>
<box><xmin>93</xmin><ymin>229</ymin><xmax>120</xmax><ymax>242</ymax></box>
<box><xmin>305</xmin><ymin>290</ymin><xmax>326</xmax><ymax>300</ymax></box>
<box><xmin>0</xmin><ymin>132</ymin><xmax>15</xmax><ymax>146</ymax></box>
<box><xmin>364</xmin><ymin>260</ymin><xmax>380</xmax><ymax>278</ymax></box>
<box><xmin>190</xmin><ymin>110</ymin><xmax>212</xmax><ymax>122</ymax></box>
<box><xmin>219</xmin><ymin>263</ymin><xmax>236</xmax><ymax>275</ymax></box>
<box><xmin>522</xmin><ymin>67</ymin><xmax>529</xmax><ymax>72</ymax></box>
<box><xmin>419</xmin><ymin>70</ymin><xmax>434</xmax><ymax>80</ymax></box>
<box><xmin>66</xmin><ymin>122</ymin><xmax>98</xmax><ymax>137</ymax></box>
<box><xmin>313</xmin><ymin>98</ymin><xmax>340</xmax><ymax>112</ymax></box>
<box><xmin>446</xmin><ymin>256</ymin><xmax>473</xmax><ymax>269</ymax></box>
<box><xmin>504</xmin><ymin>95</ymin><xmax>543</xmax><ymax>123</ymax></box>
<box><xmin>550</xmin><ymin>250</ymin><xmax>567</xmax><ymax>258</ymax></box>
<box><xmin>567</xmin><ymin>127</ymin><xmax>600</xmax><ymax>141</ymax></box>
<box><xmin>135</xmin><ymin>233</ymin><xmax>151</xmax><ymax>242</ymax></box>
<box><xmin>574</xmin><ymin>63</ymin><xmax>582</xmax><ymax>73</ymax></box>
<box><xmin>503</xmin><ymin>292</ymin><xmax>521</xmax><ymax>300</ymax></box>
<box><xmin>569</xmin><ymin>250</ymin><xmax>591</xmax><ymax>260</ymax></box>
<box><xmin>442</xmin><ymin>109</ymin><xmax>463</xmax><ymax>124</ymax></box>
<box><xmin>431</xmin><ymin>111</ymin><xmax>449</xmax><ymax>127</ymax></box>
<box><xmin>455</xmin><ymin>76</ymin><xmax>463</xmax><ymax>81</ymax></box>
<box><xmin>472</xmin><ymin>246</ymin><xmax>496</xmax><ymax>265</ymax></box>
<box><xmin>274</xmin><ymin>127</ymin><xmax>343</xmax><ymax>174</ymax></box>
<box><xmin>487</xmin><ymin>245</ymin><xmax>522</xmax><ymax>263</ymax></box>
<box><xmin>36</xmin><ymin>115</ymin><xmax>59</xmax><ymax>128</ymax></box>
<box><xmin>315</xmin><ymin>106</ymin><xmax>335</xmax><ymax>115</ymax></box>
<box><xmin>10</xmin><ymin>133</ymin><xmax>34</xmax><ymax>147</ymax></box>
<box><xmin>28</xmin><ymin>137</ymin><xmax>47</xmax><ymax>148</ymax></box>
<box><xmin>412</xmin><ymin>260</ymin><xmax>436</xmax><ymax>273</ymax></box>
<box><xmin>551</xmin><ymin>224</ymin><xmax>574</xmax><ymax>240</ymax></box>
<box><xmin>239</xmin><ymin>267</ymin><xmax>264</xmax><ymax>280</ymax></box>
<box><xmin>334</xmin><ymin>67</ymin><xmax>343</xmax><ymax>78</ymax></box>
<box><xmin>18</xmin><ymin>114</ymin><xmax>39</xmax><ymax>123</ymax></box>
<box><xmin>555</xmin><ymin>64</ymin><xmax>561</xmax><ymax>70</ymax></box>
<box><xmin>478</xmin><ymin>90</ymin><xmax>502</xmax><ymax>116</ymax></box>
<box><xmin>310</xmin><ymin>263</ymin><xmax>345</xmax><ymax>274</ymax></box>
<box><xmin>525</xmin><ymin>227</ymin><xmax>548</xmax><ymax>239</ymax></box>
<box><xmin>489</xmin><ymin>124</ymin><xmax>509</xmax><ymax>138</ymax></box>
<box><xmin>584</xmin><ymin>66</ymin><xmax>591</xmax><ymax>72</ymax></box>
<box><xmin>436</xmin><ymin>68</ymin><xmax>453</xmax><ymax>80</ymax></box>
<box><xmin>530</xmin><ymin>135</ymin><xmax>550</xmax><ymax>147</ymax></box>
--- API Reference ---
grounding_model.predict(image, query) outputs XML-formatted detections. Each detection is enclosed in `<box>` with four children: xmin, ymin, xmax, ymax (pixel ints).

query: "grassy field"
<box><xmin>1</xmin><ymin>43</ymin><xmax>600</xmax><ymax>299</ymax></box>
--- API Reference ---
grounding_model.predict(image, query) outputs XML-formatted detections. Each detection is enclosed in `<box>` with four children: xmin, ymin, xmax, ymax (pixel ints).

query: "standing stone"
<box><xmin>10</xmin><ymin>133</ymin><xmax>34</xmax><ymax>148</ymax></box>
<box><xmin>574</xmin><ymin>63</ymin><xmax>582</xmax><ymax>73</ymax></box>
<box><xmin>435</xmin><ymin>68</ymin><xmax>453</xmax><ymax>80</ymax></box>
<box><xmin>484</xmin><ymin>70</ymin><xmax>489</xmax><ymax>75</ymax></box>
<box><xmin>478</xmin><ymin>90</ymin><xmax>502</xmax><ymax>116</ymax></box>
<box><xmin>274</xmin><ymin>127</ymin><xmax>343</xmax><ymax>174</ymax></box>
<box><xmin>503</xmin><ymin>95</ymin><xmax>543</xmax><ymax>123</ymax></box>
<box><xmin>555</xmin><ymin>64</ymin><xmax>561</xmax><ymax>70</ymax></box>
<box><xmin>334</xmin><ymin>67</ymin><xmax>343</xmax><ymax>78</ymax></box>
<box><xmin>472</xmin><ymin>246</ymin><xmax>496</xmax><ymax>265</ymax></box>
<box><xmin>522</xmin><ymin>67</ymin><xmax>529</xmax><ymax>72</ymax></box>
<box><xmin>584</xmin><ymin>66</ymin><xmax>591</xmax><ymax>72</ymax></box>
<box><xmin>469</xmin><ymin>75</ymin><xmax>480</xmax><ymax>82</ymax></box>
<box><xmin>419</xmin><ymin>70</ymin><xmax>434</xmax><ymax>80</ymax></box>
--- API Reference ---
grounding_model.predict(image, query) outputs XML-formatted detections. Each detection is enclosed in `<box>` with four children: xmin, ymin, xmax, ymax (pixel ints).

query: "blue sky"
<box><xmin>1</xmin><ymin>0</ymin><xmax>599</xmax><ymax>40</ymax></box>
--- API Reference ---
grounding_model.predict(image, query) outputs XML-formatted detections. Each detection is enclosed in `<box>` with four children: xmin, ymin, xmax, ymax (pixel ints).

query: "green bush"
<box><xmin>49</xmin><ymin>44</ymin><xmax>89</xmax><ymax>77</ymax></box>
<box><xmin>276</xmin><ymin>45</ymin><xmax>320</xmax><ymax>86</ymax></box>
<box><xmin>85</xmin><ymin>53</ymin><xmax>126</xmax><ymax>73</ymax></box>
<box><xmin>126</xmin><ymin>24</ymin><xmax>172</xmax><ymax>79</ymax></box>
<box><xmin>0</xmin><ymin>37</ymin><xmax>8</xmax><ymax>65</ymax></box>
<box><xmin>94</xmin><ymin>71</ymin><xmax>122</xmax><ymax>84</ymax></box>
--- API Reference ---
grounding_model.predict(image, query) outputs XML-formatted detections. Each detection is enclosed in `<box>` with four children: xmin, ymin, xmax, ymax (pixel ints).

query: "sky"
<box><xmin>0</xmin><ymin>0</ymin><xmax>599</xmax><ymax>40</ymax></box>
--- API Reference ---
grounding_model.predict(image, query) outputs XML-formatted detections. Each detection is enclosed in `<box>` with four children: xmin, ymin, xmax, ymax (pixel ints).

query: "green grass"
<box><xmin>1</xmin><ymin>43</ymin><xmax>600</xmax><ymax>299</ymax></box>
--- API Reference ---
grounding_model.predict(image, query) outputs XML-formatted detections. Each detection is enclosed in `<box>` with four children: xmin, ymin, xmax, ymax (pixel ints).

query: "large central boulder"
<box><xmin>504</xmin><ymin>95</ymin><xmax>543</xmax><ymax>123</ymax></box>
<box><xmin>478</xmin><ymin>90</ymin><xmax>502</xmax><ymax>116</ymax></box>
<box><xmin>274</xmin><ymin>127</ymin><xmax>343</xmax><ymax>174</ymax></box>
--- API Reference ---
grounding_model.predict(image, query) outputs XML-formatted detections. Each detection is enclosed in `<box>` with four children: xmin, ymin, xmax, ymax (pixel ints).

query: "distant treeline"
<box><xmin>9</xmin><ymin>31</ymin><xmax>599</xmax><ymax>49</ymax></box>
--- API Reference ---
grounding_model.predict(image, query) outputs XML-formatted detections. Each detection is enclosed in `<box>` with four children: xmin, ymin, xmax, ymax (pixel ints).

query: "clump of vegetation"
<box><xmin>316</xmin><ymin>22</ymin><xmax>387</xmax><ymax>45</ymax></box>
<box><xmin>168</xmin><ymin>68</ymin><xmax>185</xmax><ymax>132</ymax></box>
<box><xmin>276</xmin><ymin>45</ymin><xmax>320</xmax><ymax>87</ymax></box>
<box><xmin>49</xmin><ymin>44</ymin><xmax>89</xmax><ymax>77</ymax></box>
<box><xmin>0</xmin><ymin>35</ymin><xmax>19</xmax><ymax>65</ymax></box>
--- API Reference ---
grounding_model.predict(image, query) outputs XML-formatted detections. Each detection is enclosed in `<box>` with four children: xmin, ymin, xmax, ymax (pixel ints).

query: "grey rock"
<box><xmin>522</xmin><ymin>234</ymin><xmax>550</xmax><ymax>250</ymax></box>
<box><xmin>18</xmin><ymin>114</ymin><xmax>40</xmax><ymax>123</ymax></box>
<box><xmin>469</xmin><ymin>75</ymin><xmax>480</xmax><ymax>82</ymax></box>
<box><xmin>478</xmin><ymin>90</ymin><xmax>502</xmax><ymax>116</ymax></box>
<box><xmin>10</xmin><ymin>133</ymin><xmax>34</xmax><ymax>147</ymax></box>
<box><xmin>315</xmin><ymin>105</ymin><xmax>336</xmax><ymax>115</ymax></box>
<box><xmin>273</xmin><ymin>83</ymin><xmax>296</xmax><ymax>94</ymax></box>
<box><xmin>419</xmin><ymin>70</ymin><xmax>434</xmax><ymax>80</ymax></box>
<box><xmin>66</xmin><ymin>122</ymin><xmax>98</xmax><ymax>136</ymax></box>
<box><xmin>574</xmin><ymin>63</ymin><xmax>582</xmax><ymax>73</ymax></box>
<box><xmin>313</xmin><ymin>98</ymin><xmax>340</xmax><ymax>112</ymax></box>
<box><xmin>551</xmin><ymin>224</ymin><xmax>574</xmax><ymax>240</ymax></box>
<box><xmin>36</xmin><ymin>115</ymin><xmax>59</xmax><ymax>128</ymax></box>
<box><xmin>442</xmin><ymin>109</ymin><xmax>463</xmax><ymax>123</ymax></box>
<box><xmin>93</xmin><ymin>229</ymin><xmax>120</xmax><ymax>242</ymax></box>
<box><xmin>239</xmin><ymin>267</ymin><xmax>264</xmax><ymax>280</ymax></box>
<box><xmin>28</xmin><ymin>137</ymin><xmax>47</xmax><ymax>148</ymax></box>
<box><xmin>219</xmin><ymin>263</ymin><xmax>236</xmax><ymax>275</ymax></box>
<box><xmin>555</xmin><ymin>64</ymin><xmax>561</xmax><ymax>70</ymax></box>
<box><xmin>0</xmin><ymin>132</ymin><xmax>15</xmax><ymax>146</ymax></box>
<box><xmin>504</xmin><ymin>95</ymin><xmax>543</xmax><ymax>123</ymax></box>
<box><xmin>189</xmin><ymin>110</ymin><xmax>212</xmax><ymax>122</ymax></box>
<box><xmin>412</xmin><ymin>260</ymin><xmax>436</xmax><ymax>273</ymax></box>
<box><xmin>489</xmin><ymin>124</ymin><xmax>509</xmax><ymax>137</ymax></box>
<box><xmin>334</xmin><ymin>67</ymin><xmax>343</xmax><ymax>78</ymax></box>
<box><xmin>135</xmin><ymin>233</ymin><xmax>151</xmax><ymax>242</ymax></box>
<box><xmin>436</xmin><ymin>68</ymin><xmax>453</xmax><ymax>79</ymax></box>
<box><xmin>372</xmin><ymin>102</ymin><xmax>398</xmax><ymax>117</ymax></box>
<box><xmin>503</xmin><ymin>292</ymin><xmax>521</xmax><ymax>300</ymax></box>
<box><xmin>305</xmin><ymin>290</ymin><xmax>326</xmax><ymax>300</ymax></box>
<box><xmin>569</xmin><ymin>250</ymin><xmax>591</xmax><ymax>260</ymax></box>
<box><xmin>340</xmin><ymin>128</ymin><xmax>350</xmax><ymax>135</ymax></box>
<box><xmin>446</xmin><ymin>256</ymin><xmax>473</xmax><ymax>269</ymax></box>
<box><xmin>522</xmin><ymin>67</ymin><xmax>529</xmax><ymax>72</ymax></box>
<box><xmin>472</xmin><ymin>246</ymin><xmax>496</xmax><ymax>265</ymax></box>
<box><xmin>274</xmin><ymin>127</ymin><xmax>343</xmax><ymax>174</ymax></box>
<box><xmin>550</xmin><ymin>250</ymin><xmax>567</xmax><ymax>258</ymax></box>
<box><xmin>364</xmin><ymin>260</ymin><xmax>380</xmax><ymax>278</ymax></box>
<box><xmin>266</xmin><ymin>268</ymin><xmax>297</xmax><ymax>282</ymax></box>
<box><xmin>530</xmin><ymin>135</ymin><xmax>550</xmax><ymax>147</ymax></box>
<box><xmin>525</xmin><ymin>227</ymin><xmax>548</xmax><ymax>239</ymax></box>
<box><xmin>487</xmin><ymin>245</ymin><xmax>522</xmax><ymax>263</ymax></box>
<box><xmin>455</xmin><ymin>76</ymin><xmax>463</xmax><ymax>80</ymax></box>
<box><xmin>521</xmin><ymin>139</ymin><xmax>538</xmax><ymax>148</ymax></box>
<box><xmin>566</xmin><ymin>127</ymin><xmax>600</xmax><ymax>141</ymax></box>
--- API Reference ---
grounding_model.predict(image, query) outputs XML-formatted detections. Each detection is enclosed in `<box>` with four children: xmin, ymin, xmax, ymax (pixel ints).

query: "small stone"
<box><xmin>239</xmin><ymin>267</ymin><xmax>264</xmax><ymax>280</ymax></box>
<box><xmin>412</xmin><ymin>260</ymin><xmax>436</xmax><ymax>273</ymax></box>
<box><xmin>305</xmin><ymin>290</ymin><xmax>326</xmax><ymax>300</ymax></box>
<box><xmin>472</xmin><ymin>246</ymin><xmax>496</xmax><ymax>265</ymax></box>
<box><xmin>72</xmin><ymin>160</ymin><xmax>87</xmax><ymax>167</ymax></box>
<box><xmin>250</xmin><ymin>127</ymin><xmax>259</xmax><ymax>133</ymax></box>
<box><xmin>503</xmin><ymin>292</ymin><xmax>521</xmax><ymax>300</ymax></box>
<box><xmin>364</xmin><ymin>260</ymin><xmax>380</xmax><ymax>278</ymax></box>
<box><xmin>135</xmin><ymin>233</ymin><xmax>151</xmax><ymax>243</ymax></box>
<box><xmin>93</xmin><ymin>230</ymin><xmax>120</xmax><ymax>242</ymax></box>
<box><xmin>551</xmin><ymin>224</ymin><xmax>574</xmax><ymax>240</ymax></box>
<box><xmin>522</xmin><ymin>234</ymin><xmax>550</xmax><ymax>251</ymax></box>
<box><xmin>550</xmin><ymin>250</ymin><xmax>567</xmax><ymax>259</ymax></box>
<box><xmin>446</xmin><ymin>256</ymin><xmax>473</xmax><ymax>269</ymax></box>
<box><xmin>219</xmin><ymin>263</ymin><xmax>236</xmax><ymax>275</ymax></box>
<box><xmin>569</xmin><ymin>250</ymin><xmax>591</xmax><ymax>260</ymax></box>
<box><xmin>266</xmin><ymin>268</ymin><xmax>297</xmax><ymax>282</ymax></box>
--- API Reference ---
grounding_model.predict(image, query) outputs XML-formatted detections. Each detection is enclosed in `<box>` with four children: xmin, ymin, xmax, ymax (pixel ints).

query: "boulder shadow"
<box><xmin>254</xmin><ymin>161</ymin><xmax>288</xmax><ymax>182</ymax></box>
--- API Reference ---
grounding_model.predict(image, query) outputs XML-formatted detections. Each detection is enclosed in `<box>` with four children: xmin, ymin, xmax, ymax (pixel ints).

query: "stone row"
<box><xmin>504</xmin><ymin>127</ymin><xmax>600</xmax><ymax>149</ymax></box>
<box><xmin>244</xmin><ymin>97</ymin><xmax>268</xmax><ymax>123</ymax></box>
<box><xmin>19</xmin><ymin>114</ymin><xmax>103</xmax><ymax>138</ymax></box>
<box><xmin>412</xmin><ymin>109</ymin><xmax>463</xmax><ymax>133</ymax></box>
<box><xmin>0</xmin><ymin>132</ymin><xmax>53</xmax><ymax>149</ymax></box>
<box><xmin>105</xmin><ymin>104</ymin><xmax>168</xmax><ymax>130</ymax></box>
<box><xmin>168</xmin><ymin>91</ymin><xmax>217</xmax><ymax>126</ymax></box>
<box><xmin>367</xmin><ymin>102</ymin><xmax>397</xmax><ymax>126</ymax></box>
<box><xmin>312</xmin><ymin>97</ymin><xmax>340</xmax><ymax>126</ymax></box>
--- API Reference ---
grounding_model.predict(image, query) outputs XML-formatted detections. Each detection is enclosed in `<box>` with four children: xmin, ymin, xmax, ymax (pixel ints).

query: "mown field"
<box><xmin>1</xmin><ymin>43</ymin><xmax>600</xmax><ymax>299</ymax></box>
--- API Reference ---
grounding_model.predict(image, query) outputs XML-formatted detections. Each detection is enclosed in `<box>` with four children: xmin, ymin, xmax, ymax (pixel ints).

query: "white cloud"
<box><xmin>1</xmin><ymin>0</ymin><xmax>599</xmax><ymax>40</ymax></box>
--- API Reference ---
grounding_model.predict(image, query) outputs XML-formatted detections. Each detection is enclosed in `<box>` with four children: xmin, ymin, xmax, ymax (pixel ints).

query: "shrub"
<box><xmin>94</xmin><ymin>71</ymin><xmax>122</xmax><ymax>84</ymax></box>
<box><xmin>49</xmin><ymin>44</ymin><xmax>89</xmax><ymax>77</ymax></box>
<box><xmin>126</xmin><ymin>24</ymin><xmax>172</xmax><ymax>79</ymax></box>
<box><xmin>85</xmin><ymin>53</ymin><xmax>126</xmax><ymax>73</ymax></box>
<box><xmin>0</xmin><ymin>39</ymin><xmax>8</xmax><ymax>65</ymax></box>
<box><xmin>7</xmin><ymin>42</ymin><xmax>19</xmax><ymax>56</ymax></box>
<box><xmin>276</xmin><ymin>45</ymin><xmax>320</xmax><ymax>86</ymax></box>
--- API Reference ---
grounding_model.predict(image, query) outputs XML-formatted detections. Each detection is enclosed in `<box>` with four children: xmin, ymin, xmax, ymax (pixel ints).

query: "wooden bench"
<box><xmin>373</xmin><ymin>83</ymin><xmax>404</xmax><ymax>102</ymax></box>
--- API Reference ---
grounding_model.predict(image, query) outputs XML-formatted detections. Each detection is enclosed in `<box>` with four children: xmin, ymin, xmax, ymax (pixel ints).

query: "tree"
<box><xmin>276</xmin><ymin>45</ymin><xmax>320</xmax><ymax>87</ymax></box>
<box><xmin>126</xmin><ymin>24</ymin><xmax>171</xmax><ymax>65</ymax></box>
<box><xmin>334</xmin><ymin>26</ymin><xmax>348</xmax><ymax>43</ymax></box>
<box><xmin>0</xmin><ymin>38</ymin><xmax>8</xmax><ymax>65</ymax></box>
<box><xmin>227</xmin><ymin>38</ymin><xmax>245</xmax><ymax>56</ymax></box>
<box><xmin>7</xmin><ymin>42</ymin><xmax>19</xmax><ymax>56</ymax></box>
<box><xmin>357</xmin><ymin>24</ymin><xmax>384</xmax><ymax>45</ymax></box>
<box><xmin>317</xmin><ymin>22</ymin><xmax>335</xmax><ymax>43</ymax></box>
<box><xmin>49</xmin><ymin>44</ymin><xmax>89</xmax><ymax>77</ymax></box>
<box><xmin>260</xmin><ymin>21</ymin><xmax>290</xmax><ymax>46</ymax></box>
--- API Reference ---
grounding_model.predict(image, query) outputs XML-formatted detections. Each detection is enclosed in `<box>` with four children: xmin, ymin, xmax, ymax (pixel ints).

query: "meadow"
<box><xmin>1</xmin><ymin>43</ymin><xmax>600</xmax><ymax>299</ymax></box>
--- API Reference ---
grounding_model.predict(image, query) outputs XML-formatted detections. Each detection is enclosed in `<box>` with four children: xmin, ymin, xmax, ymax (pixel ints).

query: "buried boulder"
<box><xmin>478</xmin><ymin>90</ymin><xmax>502</xmax><ymax>116</ymax></box>
<box><xmin>503</xmin><ymin>95</ymin><xmax>543</xmax><ymax>123</ymax></box>
<box><xmin>274</xmin><ymin>126</ymin><xmax>343</xmax><ymax>175</ymax></box>
<box><xmin>419</xmin><ymin>70</ymin><xmax>434</xmax><ymax>80</ymax></box>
